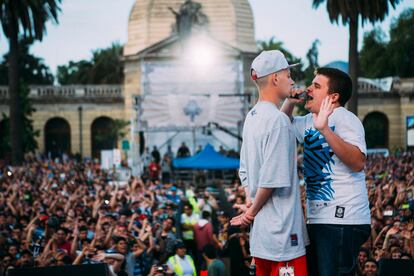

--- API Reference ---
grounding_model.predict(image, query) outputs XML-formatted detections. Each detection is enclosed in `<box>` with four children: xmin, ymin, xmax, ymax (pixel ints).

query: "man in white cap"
<box><xmin>231</xmin><ymin>50</ymin><xmax>309</xmax><ymax>276</ymax></box>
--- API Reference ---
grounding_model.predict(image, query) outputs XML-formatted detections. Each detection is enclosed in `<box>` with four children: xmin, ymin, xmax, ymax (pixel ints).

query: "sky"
<box><xmin>0</xmin><ymin>0</ymin><xmax>412</xmax><ymax>75</ymax></box>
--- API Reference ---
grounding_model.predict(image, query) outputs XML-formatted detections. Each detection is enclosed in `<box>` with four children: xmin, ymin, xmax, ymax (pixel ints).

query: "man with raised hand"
<box><xmin>282</xmin><ymin>67</ymin><xmax>370</xmax><ymax>276</ymax></box>
<box><xmin>231</xmin><ymin>50</ymin><xmax>309</xmax><ymax>276</ymax></box>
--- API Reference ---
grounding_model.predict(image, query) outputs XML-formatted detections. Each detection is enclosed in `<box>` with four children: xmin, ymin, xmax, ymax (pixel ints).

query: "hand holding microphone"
<box><xmin>289</xmin><ymin>86</ymin><xmax>307</xmax><ymax>104</ymax></box>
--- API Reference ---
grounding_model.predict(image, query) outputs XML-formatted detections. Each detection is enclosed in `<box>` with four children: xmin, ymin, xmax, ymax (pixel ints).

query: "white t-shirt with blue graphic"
<box><xmin>292</xmin><ymin>107</ymin><xmax>370</xmax><ymax>225</ymax></box>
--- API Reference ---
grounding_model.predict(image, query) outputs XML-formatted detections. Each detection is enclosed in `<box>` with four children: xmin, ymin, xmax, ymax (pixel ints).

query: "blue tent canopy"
<box><xmin>173</xmin><ymin>144</ymin><xmax>239</xmax><ymax>170</ymax></box>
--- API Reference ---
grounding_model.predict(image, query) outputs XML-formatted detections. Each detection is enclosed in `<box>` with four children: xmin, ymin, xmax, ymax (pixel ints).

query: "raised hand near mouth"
<box><xmin>313</xmin><ymin>96</ymin><xmax>334</xmax><ymax>132</ymax></box>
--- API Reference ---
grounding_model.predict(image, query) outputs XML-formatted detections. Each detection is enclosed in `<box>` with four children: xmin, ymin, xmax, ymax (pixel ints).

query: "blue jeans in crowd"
<box><xmin>306</xmin><ymin>224</ymin><xmax>371</xmax><ymax>276</ymax></box>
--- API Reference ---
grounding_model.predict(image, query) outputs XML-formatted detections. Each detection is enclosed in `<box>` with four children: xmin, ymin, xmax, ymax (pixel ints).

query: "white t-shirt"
<box><xmin>239</xmin><ymin>101</ymin><xmax>309</xmax><ymax>262</ymax></box>
<box><xmin>292</xmin><ymin>107</ymin><xmax>371</xmax><ymax>225</ymax></box>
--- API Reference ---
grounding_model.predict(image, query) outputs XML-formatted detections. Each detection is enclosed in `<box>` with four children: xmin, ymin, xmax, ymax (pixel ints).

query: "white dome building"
<box><xmin>124</xmin><ymin>0</ymin><xmax>256</xmax><ymax>56</ymax></box>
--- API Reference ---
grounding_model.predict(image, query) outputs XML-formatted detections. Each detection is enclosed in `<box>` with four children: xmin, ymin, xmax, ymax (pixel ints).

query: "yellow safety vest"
<box><xmin>168</xmin><ymin>255</ymin><xmax>197</xmax><ymax>276</ymax></box>
<box><xmin>182</xmin><ymin>215</ymin><xmax>198</xmax><ymax>240</ymax></box>
<box><xmin>188</xmin><ymin>196</ymin><xmax>200</xmax><ymax>214</ymax></box>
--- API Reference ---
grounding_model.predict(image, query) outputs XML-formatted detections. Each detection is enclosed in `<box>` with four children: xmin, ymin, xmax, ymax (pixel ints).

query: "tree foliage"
<box><xmin>0</xmin><ymin>40</ymin><xmax>54</xmax><ymax>85</ymax></box>
<box><xmin>257</xmin><ymin>37</ymin><xmax>304</xmax><ymax>81</ymax></box>
<box><xmin>0</xmin><ymin>85</ymin><xmax>39</xmax><ymax>159</ymax></box>
<box><xmin>0</xmin><ymin>40</ymin><xmax>54</xmax><ymax>159</ymax></box>
<box><xmin>0</xmin><ymin>0</ymin><xmax>61</xmax><ymax>164</ymax></box>
<box><xmin>312</xmin><ymin>0</ymin><xmax>401</xmax><ymax>114</ymax></box>
<box><xmin>360</xmin><ymin>8</ymin><xmax>414</xmax><ymax>78</ymax></box>
<box><xmin>57</xmin><ymin>42</ymin><xmax>124</xmax><ymax>84</ymax></box>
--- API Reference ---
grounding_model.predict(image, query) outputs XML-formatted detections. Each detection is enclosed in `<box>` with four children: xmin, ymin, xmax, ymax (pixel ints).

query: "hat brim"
<box><xmin>252</xmin><ymin>63</ymin><xmax>301</xmax><ymax>80</ymax></box>
<box><xmin>287</xmin><ymin>63</ymin><xmax>300</xmax><ymax>68</ymax></box>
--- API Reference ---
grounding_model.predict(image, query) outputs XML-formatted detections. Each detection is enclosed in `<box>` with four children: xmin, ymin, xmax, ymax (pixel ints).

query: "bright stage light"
<box><xmin>183</xmin><ymin>34</ymin><xmax>220</xmax><ymax>75</ymax></box>
<box><xmin>187</xmin><ymin>43</ymin><xmax>216</xmax><ymax>67</ymax></box>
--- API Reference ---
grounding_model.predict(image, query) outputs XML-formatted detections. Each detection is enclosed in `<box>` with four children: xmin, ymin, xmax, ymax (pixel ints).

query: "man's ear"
<box><xmin>271</xmin><ymin>72</ymin><xmax>278</xmax><ymax>87</ymax></box>
<box><xmin>330</xmin><ymin>92</ymin><xmax>340</xmax><ymax>104</ymax></box>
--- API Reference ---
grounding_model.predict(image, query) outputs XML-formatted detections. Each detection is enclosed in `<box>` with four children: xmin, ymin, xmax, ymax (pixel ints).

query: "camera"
<box><xmin>156</xmin><ymin>264</ymin><xmax>167</xmax><ymax>272</ymax></box>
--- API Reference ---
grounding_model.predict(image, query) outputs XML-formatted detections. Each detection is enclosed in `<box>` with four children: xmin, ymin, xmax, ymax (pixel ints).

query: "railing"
<box><xmin>0</xmin><ymin>85</ymin><xmax>123</xmax><ymax>99</ymax></box>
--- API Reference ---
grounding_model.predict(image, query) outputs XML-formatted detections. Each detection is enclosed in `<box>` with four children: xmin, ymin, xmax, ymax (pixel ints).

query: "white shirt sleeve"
<box><xmin>292</xmin><ymin>115</ymin><xmax>308</xmax><ymax>143</ymax></box>
<box><xmin>334</xmin><ymin>111</ymin><xmax>367</xmax><ymax>155</ymax></box>
<box><xmin>167</xmin><ymin>260</ymin><xmax>174</xmax><ymax>271</ymax></box>
<box><xmin>238</xmin><ymin>142</ymin><xmax>248</xmax><ymax>187</ymax></box>
<box><xmin>258</xmin><ymin>125</ymin><xmax>292</xmax><ymax>188</ymax></box>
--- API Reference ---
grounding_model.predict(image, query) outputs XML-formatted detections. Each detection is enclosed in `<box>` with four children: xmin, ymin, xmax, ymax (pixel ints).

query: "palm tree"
<box><xmin>312</xmin><ymin>0</ymin><xmax>400</xmax><ymax>115</ymax></box>
<box><xmin>257</xmin><ymin>37</ymin><xmax>304</xmax><ymax>80</ymax></box>
<box><xmin>257</xmin><ymin>37</ymin><xmax>302</xmax><ymax>65</ymax></box>
<box><xmin>0</xmin><ymin>0</ymin><xmax>62</xmax><ymax>165</ymax></box>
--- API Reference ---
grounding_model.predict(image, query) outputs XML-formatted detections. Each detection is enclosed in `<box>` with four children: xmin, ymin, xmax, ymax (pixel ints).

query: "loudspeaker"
<box><xmin>8</xmin><ymin>263</ymin><xmax>109</xmax><ymax>276</ymax></box>
<box><xmin>379</xmin><ymin>259</ymin><xmax>414</xmax><ymax>276</ymax></box>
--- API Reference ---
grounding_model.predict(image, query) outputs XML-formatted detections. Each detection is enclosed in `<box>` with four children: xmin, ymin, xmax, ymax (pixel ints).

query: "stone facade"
<box><xmin>0</xmin><ymin>1</ymin><xmax>413</xmax><ymax>158</ymax></box>
<box><xmin>0</xmin><ymin>83</ymin><xmax>413</xmax><ymax>158</ymax></box>
<box><xmin>0</xmin><ymin>86</ymin><xmax>125</xmax><ymax>158</ymax></box>
<box><xmin>359</xmin><ymin>88</ymin><xmax>414</xmax><ymax>149</ymax></box>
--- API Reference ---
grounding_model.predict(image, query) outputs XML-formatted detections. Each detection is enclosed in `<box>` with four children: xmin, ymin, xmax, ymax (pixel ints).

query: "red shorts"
<box><xmin>254</xmin><ymin>255</ymin><xmax>308</xmax><ymax>276</ymax></box>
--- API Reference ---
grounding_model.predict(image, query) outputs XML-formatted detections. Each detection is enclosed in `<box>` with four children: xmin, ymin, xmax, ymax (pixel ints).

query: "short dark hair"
<box><xmin>166</xmin><ymin>216</ymin><xmax>176</xmax><ymax>225</ymax></box>
<box><xmin>359</xmin><ymin>247</ymin><xmax>370</xmax><ymax>256</ymax></box>
<box><xmin>79</xmin><ymin>226</ymin><xmax>88</xmax><ymax>232</ymax></box>
<box><xmin>203</xmin><ymin>244</ymin><xmax>217</xmax><ymax>259</ymax></box>
<box><xmin>57</xmin><ymin>227</ymin><xmax>68</xmax><ymax>234</ymax></box>
<box><xmin>202</xmin><ymin>211</ymin><xmax>211</xmax><ymax>220</ymax></box>
<box><xmin>175</xmin><ymin>240</ymin><xmax>186</xmax><ymax>250</ymax></box>
<box><xmin>115</xmin><ymin>236</ymin><xmax>127</xmax><ymax>244</ymax></box>
<box><xmin>365</xmin><ymin>258</ymin><xmax>378</xmax><ymax>267</ymax></box>
<box><xmin>315</xmin><ymin>67</ymin><xmax>352</xmax><ymax>106</ymax></box>
<box><xmin>61</xmin><ymin>255</ymin><xmax>72</xmax><ymax>265</ymax></box>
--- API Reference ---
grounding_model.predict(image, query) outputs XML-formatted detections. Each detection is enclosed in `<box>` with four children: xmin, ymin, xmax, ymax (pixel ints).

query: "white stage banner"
<box><xmin>140</xmin><ymin>94</ymin><xmax>244</xmax><ymax>129</ymax></box>
<box><xmin>142</xmin><ymin>60</ymin><xmax>242</xmax><ymax>95</ymax></box>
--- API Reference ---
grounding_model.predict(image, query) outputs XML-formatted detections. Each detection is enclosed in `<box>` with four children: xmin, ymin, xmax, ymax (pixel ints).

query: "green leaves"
<box><xmin>0</xmin><ymin>0</ymin><xmax>62</xmax><ymax>41</ymax></box>
<box><xmin>360</xmin><ymin>9</ymin><xmax>414</xmax><ymax>78</ymax></box>
<box><xmin>57</xmin><ymin>42</ymin><xmax>124</xmax><ymax>85</ymax></box>
<box><xmin>257</xmin><ymin>37</ymin><xmax>304</xmax><ymax>81</ymax></box>
<box><xmin>312</xmin><ymin>0</ymin><xmax>401</xmax><ymax>26</ymax></box>
<box><xmin>0</xmin><ymin>39</ymin><xmax>54</xmax><ymax>85</ymax></box>
<box><xmin>0</xmin><ymin>84</ymin><xmax>39</xmax><ymax>158</ymax></box>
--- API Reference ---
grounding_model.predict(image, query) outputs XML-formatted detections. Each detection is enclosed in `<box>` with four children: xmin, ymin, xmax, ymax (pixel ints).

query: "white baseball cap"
<box><xmin>251</xmin><ymin>50</ymin><xmax>299</xmax><ymax>80</ymax></box>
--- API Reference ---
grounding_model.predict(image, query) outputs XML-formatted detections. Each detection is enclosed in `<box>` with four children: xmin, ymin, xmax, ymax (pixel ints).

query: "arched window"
<box><xmin>363</xmin><ymin>112</ymin><xmax>389</xmax><ymax>149</ymax></box>
<box><xmin>44</xmin><ymin>117</ymin><xmax>71</xmax><ymax>158</ymax></box>
<box><xmin>91</xmin><ymin>117</ymin><xmax>116</xmax><ymax>159</ymax></box>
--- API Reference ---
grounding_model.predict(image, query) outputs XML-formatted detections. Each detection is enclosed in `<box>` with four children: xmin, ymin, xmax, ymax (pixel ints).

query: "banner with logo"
<box><xmin>140</xmin><ymin>94</ymin><xmax>244</xmax><ymax>129</ymax></box>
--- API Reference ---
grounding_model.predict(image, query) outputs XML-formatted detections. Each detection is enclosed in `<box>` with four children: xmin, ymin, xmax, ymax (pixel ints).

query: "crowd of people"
<box><xmin>356</xmin><ymin>151</ymin><xmax>414</xmax><ymax>275</ymax></box>
<box><xmin>0</xmin><ymin>149</ymin><xmax>249</xmax><ymax>276</ymax></box>
<box><xmin>0</xmin><ymin>148</ymin><xmax>412</xmax><ymax>276</ymax></box>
